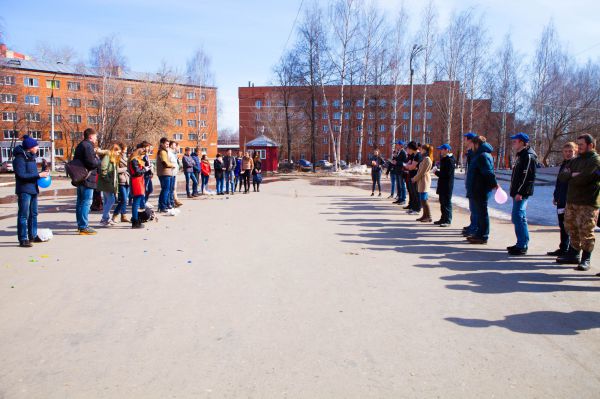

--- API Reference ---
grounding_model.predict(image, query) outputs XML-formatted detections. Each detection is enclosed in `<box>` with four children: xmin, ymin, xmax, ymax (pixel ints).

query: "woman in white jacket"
<box><xmin>168</xmin><ymin>141</ymin><xmax>183</xmax><ymax>207</ymax></box>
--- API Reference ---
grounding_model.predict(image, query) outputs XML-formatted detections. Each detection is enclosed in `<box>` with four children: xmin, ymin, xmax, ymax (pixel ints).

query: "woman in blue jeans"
<box><xmin>97</xmin><ymin>143</ymin><xmax>122</xmax><ymax>226</ymax></box>
<box><xmin>129</xmin><ymin>148</ymin><xmax>147</xmax><ymax>228</ymax></box>
<box><xmin>113</xmin><ymin>147</ymin><xmax>131</xmax><ymax>223</ymax></box>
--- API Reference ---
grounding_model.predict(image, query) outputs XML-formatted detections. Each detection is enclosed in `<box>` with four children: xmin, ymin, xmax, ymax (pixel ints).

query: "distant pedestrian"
<box><xmin>223</xmin><ymin>149</ymin><xmax>236</xmax><ymax>195</ymax></box>
<box><xmin>507</xmin><ymin>133</ymin><xmax>537</xmax><ymax>256</ymax></box>
<box><xmin>214</xmin><ymin>153</ymin><xmax>225</xmax><ymax>195</ymax></box>
<box><xmin>412</xmin><ymin>144</ymin><xmax>433</xmax><ymax>223</ymax></box>
<box><xmin>128</xmin><ymin>147</ymin><xmax>147</xmax><ymax>229</ymax></box>
<box><xmin>13</xmin><ymin>135</ymin><xmax>50</xmax><ymax>247</ymax></box>
<box><xmin>547</xmin><ymin>142</ymin><xmax>577</xmax><ymax>257</ymax></box>
<box><xmin>192</xmin><ymin>148</ymin><xmax>201</xmax><ymax>189</ymax></box>
<box><xmin>370</xmin><ymin>149</ymin><xmax>385</xmax><ymax>197</ymax></box>
<box><xmin>169</xmin><ymin>141</ymin><xmax>183</xmax><ymax>208</ymax></box>
<box><xmin>182</xmin><ymin>147</ymin><xmax>199</xmax><ymax>198</ymax></box>
<box><xmin>252</xmin><ymin>153</ymin><xmax>262</xmax><ymax>192</ymax></box>
<box><xmin>557</xmin><ymin>134</ymin><xmax>599</xmax><ymax>273</ymax></box>
<box><xmin>97</xmin><ymin>142</ymin><xmax>121</xmax><ymax>227</ymax></box>
<box><xmin>404</xmin><ymin>141</ymin><xmax>422</xmax><ymax>214</ymax></box>
<box><xmin>200</xmin><ymin>154</ymin><xmax>211</xmax><ymax>194</ymax></box>
<box><xmin>234</xmin><ymin>150</ymin><xmax>243</xmax><ymax>193</ymax></box>
<box><xmin>156</xmin><ymin>137</ymin><xmax>174</xmax><ymax>213</ymax></box>
<box><xmin>462</xmin><ymin>132</ymin><xmax>478</xmax><ymax>238</ymax></box>
<box><xmin>434</xmin><ymin>143</ymin><xmax>456</xmax><ymax>227</ymax></box>
<box><xmin>138</xmin><ymin>141</ymin><xmax>153</xmax><ymax>209</ymax></box>
<box><xmin>465</xmin><ymin>136</ymin><xmax>498</xmax><ymax>244</ymax></box>
<box><xmin>392</xmin><ymin>141</ymin><xmax>408</xmax><ymax>205</ymax></box>
<box><xmin>73</xmin><ymin>128</ymin><xmax>100</xmax><ymax>235</ymax></box>
<box><xmin>113</xmin><ymin>144</ymin><xmax>130</xmax><ymax>224</ymax></box>
<box><xmin>386</xmin><ymin>150</ymin><xmax>397</xmax><ymax>199</ymax></box>
<box><xmin>241</xmin><ymin>151</ymin><xmax>254</xmax><ymax>194</ymax></box>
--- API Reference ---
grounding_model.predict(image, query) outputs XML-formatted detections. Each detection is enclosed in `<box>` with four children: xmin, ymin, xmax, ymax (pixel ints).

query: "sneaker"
<box><xmin>467</xmin><ymin>236</ymin><xmax>488</xmax><ymax>244</ymax></box>
<box><xmin>79</xmin><ymin>227</ymin><xmax>97</xmax><ymax>235</ymax></box>
<box><xmin>387</xmin><ymin>195</ymin><xmax>394</xmax><ymax>199</ymax></box>
<box><xmin>32</xmin><ymin>236</ymin><xmax>44</xmax><ymax>243</ymax></box>
<box><xmin>99</xmin><ymin>219</ymin><xmax>110</xmax><ymax>227</ymax></box>
<box><xmin>433</xmin><ymin>220</ymin><xmax>443</xmax><ymax>225</ymax></box>
<box><xmin>19</xmin><ymin>240</ymin><xmax>32</xmax><ymax>248</ymax></box>
<box><xmin>508</xmin><ymin>247</ymin><xmax>528</xmax><ymax>256</ymax></box>
<box><xmin>370</xmin><ymin>192</ymin><xmax>374</xmax><ymax>197</ymax></box>
<box><xmin>395</xmin><ymin>201</ymin><xmax>406</xmax><ymax>205</ymax></box>
<box><xmin>546</xmin><ymin>249</ymin><xmax>566</xmax><ymax>256</ymax></box>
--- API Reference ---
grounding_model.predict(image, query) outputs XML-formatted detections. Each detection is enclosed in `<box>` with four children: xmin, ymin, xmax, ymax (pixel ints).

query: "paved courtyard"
<box><xmin>0</xmin><ymin>177</ymin><xmax>599</xmax><ymax>398</ymax></box>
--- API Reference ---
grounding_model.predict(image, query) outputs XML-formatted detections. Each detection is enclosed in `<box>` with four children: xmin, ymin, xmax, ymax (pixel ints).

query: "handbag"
<box><xmin>65</xmin><ymin>159</ymin><xmax>91</xmax><ymax>186</ymax></box>
<box><xmin>254</xmin><ymin>173</ymin><xmax>263</xmax><ymax>183</ymax></box>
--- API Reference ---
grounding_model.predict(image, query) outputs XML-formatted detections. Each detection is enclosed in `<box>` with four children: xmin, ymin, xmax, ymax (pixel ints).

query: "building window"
<box><xmin>187</xmin><ymin>120</ymin><xmax>197</xmax><ymax>127</ymax></box>
<box><xmin>53</xmin><ymin>131</ymin><xmax>63</xmax><ymax>140</ymax></box>
<box><xmin>368</xmin><ymin>137</ymin><xmax>373</xmax><ymax>145</ymax></box>
<box><xmin>172</xmin><ymin>90</ymin><xmax>181</xmax><ymax>99</ymax></box>
<box><xmin>47</xmin><ymin>97</ymin><xmax>61</xmax><ymax>106</ymax></box>
<box><xmin>46</xmin><ymin>80</ymin><xmax>60</xmax><ymax>89</ymax></box>
<box><xmin>252</xmin><ymin>149</ymin><xmax>266</xmax><ymax>159</ymax></box>
<box><xmin>403</xmin><ymin>99</ymin><xmax>410</xmax><ymax>107</ymax></box>
<box><xmin>173</xmin><ymin>133</ymin><xmax>183</xmax><ymax>140</ymax></box>
<box><xmin>368</xmin><ymin>112</ymin><xmax>375</xmax><ymax>120</ymax></box>
<box><xmin>70</xmin><ymin>131</ymin><xmax>83</xmax><ymax>140</ymax></box>
<box><xmin>368</xmin><ymin>99</ymin><xmax>376</xmax><ymax>106</ymax></box>
<box><xmin>88</xmin><ymin>115</ymin><xmax>99</xmax><ymax>124</ymax></box>
<box><xmin>426</xmin><ymin>112</ymin><xmax>432</xmax><ymax>120</ymax></box>
<box><xmin>356</xmin><ymin>100</ymin><xmax>364</xmax><ymax>107</ymax></box>
<box><xmin>426</xmin><ymin>125</ymin><xmax>432</xmax><ymax>132</ymax></box>
<box><xmin>414</xmin><ymin>99</ymin><xmax>421</xmax><ymax>107</ymax></box>
<box><xmin>3</xmin><ymin>129</ymin><xmax>18</xmax><ymax>139</ymax></box>
<box><xmin>201</xmin><ymin>133</ymin><xmax>207</xmax><ymax>140</ymax></box>
<box><xmin>415</xmin><ymin>124</ymin><xmax>421</xmax><ymax>132</ymax></box>
<box><xmin>403</xmin><ymin>112</ymin><xmax>409</xmax><ymax>120</ymax></box>
<box><xmin>414</xmin><ymin>112</ymin><xmax>421</xmax><ymax>119</ymax></box>
<box><xmin>28</xmin><ymin>130</ymin><xmax>42</xmax><ymax>139</ymax></box>
<box><xmin>48</xmin><ymin>114</ymin><xmax>62</xmax><ymax>123</ymax></box>
<box><xmin>379</xmin><ymin>99</ymin><xmax>387</xmax><ymax>107</ymax></box>
<box><xmin>175</xmin><ymin>119</ymin><xmax>183</xmax><ymax>127</ymax></box>
<box><xmin>322</xmin><ymin>113</ymin><xmax>328</xmax><ymax>120</ymax></box>
<box><xmin>199</xmin><ymin>120</ymin><xmax>207</xmax><ymax>127</ymax></box>
<box><xmin>187</xmin><ymin>105</ymin><xmax>196</xmax><ymax>113</ymax></box>
<box><xmin>379</xmin><ymin>112</ymin><xmax>386</xmax><ymax>119</ymax></box>
<box><xmin>67</xmin><ymin>98</ymin><xmax>81</xmax><ymax>107</ymax></box>
<box><xmin>55</xmin><ymin>148</ymin><xmax>64</xmax><ymax>156</ymax></box>
<box><xmin>187</xmin><ymin>92</ymin><xmax>196</xmax><ymax>100</ymax></box>
<box><xmin>67</xmin><ymin>81</ymin><xmax>80</xmax><ymax>91</ymax></box>
<box><xmin>24</xmin><ymin>77</ymin><xmax>39</xmax><ymax>87</ymax></box>
<box><xmin>87</xmin><ymin>99</ymin><xmax>99</xmax><ymax>108</ymax></box>
<box><xmin>357</xmin><ymin>125</ymin><xmax>362</xmax><ymax>131</ymax></box>
<box><xmin>427</xmin><ymin>99</ymin><xmax>433</xmax><ymax>107</ymax></box>
<box><xmin>379</xmin><ymin>137</ymin><xmax>385</xmax><ymax>145</ymax></box>
<box><xmin>323</xmin><ymin>137</ymin><xmax>328</xmax><ymax>144</ymax></box>
<box><xmin>379</xmin><ymin>124</ymin><xmax>386</xmax><ymax>132</ymax></box>
<box><xmin>188</xmin><ymin>133</ymin><xmax>198</xmax><ymax>141</ymax></box>
<box><xmin>402</xmin><ymin>125</ymin><xmax>408</xmax><ymax>133</ymax></box>
<box><xmin>200</xmin><ymin>147</ymin><xmax>208</xmax><ymax>154</ymax></box>
<box><xmin>69</xmin><ymin>115</ymin><xmax>82</xmax><ymax>124</ymax></box>
<box><xmin>333</xmin><ymin>112</ymin><xmax>341</xmax><ymax>120</ymax></box>
<box><xmin>200</xmin><ymin>106</ymin><xmax>207</xmax><ymax>114</ymax></box>
<box><xmin>333</xmin><ymin>125</ymin><xmax>340</xmax><ymax>132</ymax></box>
<box><xmin>332</xmin><ymin>100</ymin><xmax>340</xmax><ymax>108</ymax></box>
<box><xmin>1</xmin><ymin>76</ymin><xmax>16</xmax><ymax>85</ymax></box>
<box><xmin>2</xmin><ymin>112</ymin><xmax>17</xmax><ymax>121</ymax></box>
<box><xmin>25</xmin><ymin>112</ymin><xmax>41</xmax><ymax>122</ymax></box>
<box><xmin>356</xmin><ymin>112</ymin><xmax>363</xmax><ymax>120</ymax></box>
<box><xmin>425</xmin><ymin>136</ymin><xmax>432</xmax><ymax>144</ymax></box>
<box><xmin>323</xmin><ymin>125</ymin><xmax>329</xmax><ymax>133</ymax></box>
<box><xmin>125</xmin><ymin>87</ymin><xmax>134</xmax><ymax>95</ymax></box>
<box><xmin>200</xmin><ymin>93</ymin><xmax>206</xmax><ymax>101</ymax></box>
<box><xmin>344</xmin><ymin>112</ymin><xmax>350</xmax><ymax>120</ymax></box>
<box><xmin>1</xmin><ymin>148</ymin><xmax>12</xmax><ymax>159</ymax></box>
<box><xmin>1</xmin><ymin>94</ymin><xmax>17</xmax><ymax>103</ymax></box>
<box><xmin>87</xmin><ymin>83</ymin><xmax>99</xmax><ymax>92</ymax></box>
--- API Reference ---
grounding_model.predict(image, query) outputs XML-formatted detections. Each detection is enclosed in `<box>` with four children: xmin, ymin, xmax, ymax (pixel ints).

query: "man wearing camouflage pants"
<box><xmin>557</xmin><ymin>134</ymin><xmax>600</xmax><ymax>273</ymax></box>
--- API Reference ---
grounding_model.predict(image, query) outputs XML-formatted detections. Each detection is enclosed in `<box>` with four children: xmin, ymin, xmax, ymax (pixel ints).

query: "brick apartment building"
<box><xmin>239</xmin><ymin>81</ymin><xmax>514</xmax><ymax>165</ymax></box>
<box><xmin>0</xmin><ymin>49</ymin><xmax>218</xmax><ymax>164</ymax></box>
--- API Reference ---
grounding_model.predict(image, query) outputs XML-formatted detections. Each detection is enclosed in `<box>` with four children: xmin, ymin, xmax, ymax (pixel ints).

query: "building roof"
<box><xmin>0</xmin><ymin>57</ymin><xmax>216</xmax><ymax>89</ymax></box>
<box><xmin>246</xmin><ymin>135</ymin><xmax>279</xmax><ymax>147</ymax></box>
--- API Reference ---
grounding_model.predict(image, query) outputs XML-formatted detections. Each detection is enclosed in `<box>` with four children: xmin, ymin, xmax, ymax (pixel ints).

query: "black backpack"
<box><xmin>65</xmin><ymin>159</ymin><xmax>91</xmax><ymax>186</ymax></box>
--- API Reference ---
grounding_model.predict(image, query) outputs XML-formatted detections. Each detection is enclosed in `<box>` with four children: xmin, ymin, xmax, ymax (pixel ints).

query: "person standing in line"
<box><xmin>156</xmin><ymin>137</ymin><xmax>174</xmax><ymax>213</ymax></box>
<box><xmin>412</xmin><ymin>144</ymin><xmax>433</xmax><ymax>223</ymax></box>
<box><xmin>168</xmin><ymin>141</ymin><xmax>183</xmax><ymax>208</ymax></box>
<box><xmin>200</xmin><ymin>154</ymin><xmax>211</xmax><ymax>194</ymax></box>
<box><xmin>128</xmin><ymin>147</ymin><xmax>147</xmax><ymax>229</ymax></box>
<box><xmin>98</xmin><ymin>142</ymin><xmax>121</xmax><ymax>227</ymax></box>
<box><xmin>234</xmin><ymin>150</ymin><xmax>243</xmax><ymax>193</ymax></box>
<box><xmin>182</xmin><ymin>147</ymin><xmax>199</xmax><ymax>198</ymax></box>
<box><xmin>13</xmin><ymin>135</ymin><xmax>50</xmax><ymax>247</ymax></box>
<box><xmin>507</xmin><ymin>133</ymin><xmax>538</xmax><ymax>256</ymax></box>
<box><xmin>465</xmin><ymin>136</ymin><xmax>498</xmax><ymax>244</ymax></box>
<box><xmin>241</xmin><ymin>151</ymin><xmax>254</xmax><ymax>194</ymax></box>
<box><xmin>192</xmin><ymin>148</ymin><xmax>201</xmax><ymax>189</ymax></box>
<box><xmin>214</xmin><ymin>153</ymin><xmax>225</xmax><ymax>195</ymax></box>
<box><xmin>386</xmin><ymin>150</ymin><xmax>397</xmax><ymax>199</ymax></box>
<box><xmin>223</xmin><ymin>149</ymin><xmax>236</xmax><ymax>195</ymax></box>
<box><xmin>370</xmin><ymin>149</ymin><xmax>385</xmax><ymax>197</ymax></box>
<box><xmin>462</xmin><ymin>132</ymin><xmax>478</xmax><ymax>238</ymax></box>
<box><xmin>252</xmin><ymin>153</ymin><xmax>263</xmax><ymax>192</ymax></box>
<box><xmin>73</xmin><ymin>128</ymin><xmax>100</xmax><ymax>235</ymax></box>
<box><xmin>404</xmin><ymin>141</ymin><xmax>423</xmax><ymax>214</ymax></box>
<box><xmin>138</xmin><ymin>141</ymin><xmax>153</xmax><ymax>209</ymax></box>
<box><xmin>547</xmin><ymin>142</ymin><xmax>577</xmax><ymax>257</ymax></box>
<box><xmin>112</xmin><ymin>143</ymin><xmax>130</xmax><ymax>224</ymax></box>
<box><xmin>392</xmin><ymin>141</ymin><xmax>408</xmax><ymax>205</ymax></box>
<box><xmin>434</xmin><ymin>143</ymin><xmax>456</xmax><ymax>227</ymax></box>
<box><xmin>556</xmin><ymin>134</ymin><xmax>600</xmax><ymax>272</ymax></box>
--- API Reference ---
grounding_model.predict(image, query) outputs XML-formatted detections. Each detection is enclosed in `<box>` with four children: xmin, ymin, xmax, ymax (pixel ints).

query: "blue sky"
<box><xmin>1</xmin><ymin>0</ymin><xmax>599</xmax><ymax>132</ymax></box>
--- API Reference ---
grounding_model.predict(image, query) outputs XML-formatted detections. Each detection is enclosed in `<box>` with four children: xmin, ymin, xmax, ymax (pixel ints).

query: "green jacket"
<box><xmin>559</xmin><ymin>150</ymin><xmax>600</xmax><ymax>207</ymax></box>
<box><xmin>97</xmin><ymin>154</ymin><xmax>119</xmax><ymax>194</ymax></box>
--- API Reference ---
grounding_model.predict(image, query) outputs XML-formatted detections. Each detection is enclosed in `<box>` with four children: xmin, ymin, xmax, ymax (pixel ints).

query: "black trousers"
<box><xmin>439</xmin><ymin>193</ymin><xmax>453</xmax><ymax>223</ymax></box>
<box><xmin>408</xmin><ymin>178</ymin><xmax>421</xmax><ymax>211</ymax></box>
<box><xmin>242</xmin><ymin>170</ymin><xmax>251</xmax><ymax>192</ymax></box>
<box><xmin>557</xmin><ymin>212</ymin><xmax>570</xmax><ymax>251</ymax></box>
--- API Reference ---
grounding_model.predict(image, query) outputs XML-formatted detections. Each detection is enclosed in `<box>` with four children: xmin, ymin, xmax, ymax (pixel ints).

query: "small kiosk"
<box><xmin>246</xmin><ymin>135</ymin><xmax>279</xmax><ymax>172</ymax></box>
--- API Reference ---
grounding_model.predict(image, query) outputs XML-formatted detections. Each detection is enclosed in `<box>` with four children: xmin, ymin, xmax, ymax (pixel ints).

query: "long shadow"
<box><xmin>446</xmin><ymin>311</ymin><xmax>600</xmax><ymax>335</ymax></box>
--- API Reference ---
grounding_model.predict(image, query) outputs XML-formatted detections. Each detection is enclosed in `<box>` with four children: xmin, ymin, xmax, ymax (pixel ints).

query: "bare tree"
<box><xmin>33</xmin><ymin>42</ymin><xmax>78</xmax><ymax>64</ymax></box>
<box><xmin>417</xmin><ymin>0</ymin><xmax>437</xmax><ymax>145</ymax></box>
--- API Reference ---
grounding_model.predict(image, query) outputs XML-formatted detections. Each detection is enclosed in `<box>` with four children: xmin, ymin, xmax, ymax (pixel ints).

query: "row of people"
<box><xmin>370</xmin><ymin>132</ymin><xmax>599</xmax><ymax>274</ymax></box>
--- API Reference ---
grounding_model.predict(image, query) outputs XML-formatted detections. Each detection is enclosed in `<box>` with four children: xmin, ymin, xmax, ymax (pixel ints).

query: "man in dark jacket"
<box><xmin>434</xmin><ymin>144</ymin><xmax>456</xmax><ymax>227</ymax></box>
<box><xmin>191</xmin><ymin>148</ymin><xmax>201</xmax><ymax>189</ymax></box>
<box><xmin>547</xmin><ymin>142</ymin><xmax>577</xmax><ymax>257</ymax></box>
<box><xmin>465</xmin><ymin>136</ymin><xmax>498</xmax><ymax>244</ymax></box>
<box><xmin>557</xmin><ymin>134</ymin><xmax>600</xmax><ymax>272</ymax></box>
<box><xmin>73</xmin><ymin>128</ymin><xmax>100</xmax><ymax>235</ymax></box>
<box><xmin>222</xmin><ymin>149</ymin><xmax>236</xmax><ymax>195</ymax></box>
<box><xmin>463</xmin><ymin>132</ymin><xmax>478</xmax><ymax>237</ymax></box>
<box><xmin>507</xmin><ymin>133</ymin><xmax>538</xmax><ymax>255</ymax></box>
<box><xmin>182</xmin><ymin>147</ymin><xmax>199</xmax><ymax>198</ymax></box>
<box><xmin>392</xmin><ymin>141</ymin><xmax>408</xmax><ymax>205</ymax></box>
<box><xmin>405</xmin><ymin>141</ymin><xmax>422</xmax><ymax>213</ymax></box>
<box><xmin>13</xmin><ymin>135</ymin><xmax>50</xmax><ymax>247</ymax></box>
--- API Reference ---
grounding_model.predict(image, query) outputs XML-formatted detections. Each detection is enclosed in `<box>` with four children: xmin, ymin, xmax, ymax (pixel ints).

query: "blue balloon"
<box><xmin>38</xmin><ymin>175</ymin><xmax>52</xmax><ymax>189</ymax></box>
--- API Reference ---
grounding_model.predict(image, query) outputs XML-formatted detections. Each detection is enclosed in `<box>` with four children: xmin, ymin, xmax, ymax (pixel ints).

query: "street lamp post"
<box><xmin>408</xmin><ymin>44</ymin><xmax>424</xmax><ymax>142</ymax></box>
<box><xmin>50</xmin><ymin>61</ymin><xmax>62</xmax><ymax>173</ymax></box>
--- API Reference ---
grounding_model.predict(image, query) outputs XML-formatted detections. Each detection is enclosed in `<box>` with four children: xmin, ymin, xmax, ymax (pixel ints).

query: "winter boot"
<box><xmin>575</xmin><ymin>251</ymin><xmax>591</xmax><ymax>271</ymax></box>
<box><xmin>556</xmin><ymin>246</ymin><xmax>581</xmax><ymax>265</ymax></box>
<box><xmin>419</xmin><ymin>200</ymin><xmax>432</xmax><ymax>223</ymax></box>
<box><xmin>121</xmin><ymin>214</ymin><xmax>131</xmax><ymax>223</ymax></box>
<box><xmin>131</xmin><ymin>219</ymin><xmax>145</xmax><ymax>229</ymax></box>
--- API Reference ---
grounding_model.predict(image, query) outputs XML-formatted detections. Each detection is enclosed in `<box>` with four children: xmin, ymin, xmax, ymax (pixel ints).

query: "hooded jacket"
<box><xmin>12</xmin><ymin>145</ymin><xmax>40</xmax><ymax>195</ymax></box>
<box><xmin>466</xmin><ymin>142</ymin><xmax>497</xmax><ymax>200</ymax></box>
<box><xmin>435</xmin><ymin>154</ymin><xmax>456</xmax><ymax>196</ymax></box>
<box><xmin>559</xmin><ymin>150</ymin><xmax>600</xmax><ymax>208</ymax></box>
<box><xmin>509</xmin><ymin>146</ymin><xmax>537</xmax><ymax>198</ymax></box>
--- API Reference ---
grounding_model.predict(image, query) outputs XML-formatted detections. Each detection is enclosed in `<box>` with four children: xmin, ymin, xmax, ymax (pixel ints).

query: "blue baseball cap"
<box><xmin>464</xmin><ymin>132</ymin><xmax>477</xmax><ymax>139</ymax></box>
<box><xmin>395</xmin><ymin>140</ymin><xmax>406</xmax><ymax>146</ymax></box>
<box><xmin>437</xmin><ymin>144</ymin><xmax>451</xmax><ymax>151</ymax></box>
<box><xmin>510</xmin><ymin>132</ymin><xmax>530</xmax><ymax>143</ymax></box>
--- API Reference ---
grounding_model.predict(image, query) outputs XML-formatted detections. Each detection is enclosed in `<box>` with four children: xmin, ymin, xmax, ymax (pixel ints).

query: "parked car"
<box><xmin>339</xmin><ymin>160</ymin><xmax>348</xmax><ymax>169</ymax></box>
<box><xmin>315</xmin><ymin>160</ymin><xmax>333</xmax><ymax>169</ymax></box>
<box><xmin>298</xmin><ymin>159</ymin><xmax>312</xmax><ymax>171</ymax></box>
<box><xmin>0</xmin><ymin>161</ymin><xmax>14</xmax><ymax>173</ymax></box>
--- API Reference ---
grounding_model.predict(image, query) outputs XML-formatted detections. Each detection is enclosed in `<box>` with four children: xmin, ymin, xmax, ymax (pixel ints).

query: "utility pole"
<box><xmin>49</xmin><ymin>62</ymin><xmax>62</xmax><ymax>172</ymax></box>
<box><xmin>408</xmin><ymin>44</ymin><xmax>424</xmax><ymax>142</ymax></box>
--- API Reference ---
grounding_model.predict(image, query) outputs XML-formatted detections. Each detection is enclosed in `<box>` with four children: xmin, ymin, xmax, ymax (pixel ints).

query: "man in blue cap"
<box><xmin>391</xmin><ymin>140</ymin><xmax>407</xmax><ymax>205</ymax></box>
<box><xmin>434</xmin><ymin>143</ymin><xmax>456</xmax><ymax>227</ymax></box>
<box><xmin>507</xmin><ymin>132</ymin><xmax>537</xmax><ymax>255</ymax></box>
<box><xmin>462</xmin><ymin>132</ymin><xmax>478</xmax><ymax>237</ymax></box>
<box><xmin>12</xmin><ymin>135</ymin><xmax>50</xmax><ymax>247</ymax></box>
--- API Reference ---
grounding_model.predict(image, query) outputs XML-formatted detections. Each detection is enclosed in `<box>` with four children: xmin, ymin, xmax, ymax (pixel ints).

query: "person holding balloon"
<box><xmin>12</xmin><ymin>135</ymin><xmax>50</xmax><ymax>247</ymax></box>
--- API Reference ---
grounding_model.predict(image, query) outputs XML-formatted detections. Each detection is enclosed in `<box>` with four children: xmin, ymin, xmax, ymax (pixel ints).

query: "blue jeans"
<box><xmin>17</xmin><ymin>193</ymin><xmax>38</xmax><ymax>242</ymax></box>
<box><xmin>473</xmin><ymin>194</ymin><xmax>490</xmax><ymax>240</ymax></box>
<box><xmin>101</xmin><ymin>192</ymin><xmax>116</xmax><ymax>222</ymax></box>
<box><xmin>158</xmin><ymin>175</ymin><xmax>172</xmax><ymax>211</ymax></box>
<box><xmin>216</xmin><ymin>175</ymin><xmax>224</xmax><ymax>194</ymax></box>
<box><xmin>396</xmin><ymin>173</ymin><xmax>406</xmax><ymax>202</ymax></box>
<box><xmin>512</xmin><ymin>198</ymin><xmax>529</xmax><ymax>248</ymax></box>
<box><xmin>141</xmin><ymin>175</ymin><xmax>153</xmax><ymax>208</ymax></box>
<box><xmin>184</xmin><ymin>171</ymin><xmax>199</xmax><ymax>196</ymax></box>
<box><xmin>390</xmin><ymin>173</ymin><xmax>396</xmax><ymax>196</ymax></box>
<box><xmin>169</xmin><ymin>175</ymin><xmax>176</xmax><ymax>206</ymax></box>
<box><xmin>225</xmin><ymin>171</ymin><xmax>234</xmax><ymax>193</ymax></box>
<box><xmin>467</xmin><ymin>197</ymin><xmax>479</xmax><ymax>235</ymax></box>
<box><xmin>201</xmin><ymin>174</ymin><xmax>209</xmax><ymax>193</ymax></box>
<box><xmin>76</xmin><ymin>185</ymin><xmax>94</xmax><ymax>230</ymax></box>
<box><xmin>114</xmin><ymin>185</ymin><xmax>129</xmax><ymax>216</ymax></box>
<box><xmin>131</xmin><ymin>195</ymin><xmax>143</xmax><ymax>222</ymax></box>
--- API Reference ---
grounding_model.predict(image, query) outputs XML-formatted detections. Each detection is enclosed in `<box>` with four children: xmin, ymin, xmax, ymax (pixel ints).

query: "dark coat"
<box><xmin>12</xmin><ymin>145</ymin><xmax>40</xmax><ymax>195</ymax></box>
<box><xmin>370</xmin><ymin>155</ymin><xmax>385</xmax><ymax>175</ymax></box>
<box><xmin>191</xmin><ymin>153</ymin><xmax>201</xmax><ymax>173</ymax></box>
<box><xmin>509</xmin><ymin>146</ymin><xmax>537</xmax><ymax>198</ymax></box>
<box><xmin>393</xmin><ymin>149</ymin><xmax>407</xmax><ymax>174</ymax></box>
<box><xmin>222</xmin><ymin>155</ymin><xmax>236</xmax><ymax>172</ymax></box>
<box><xmin>553</xmin><ymin>160</ymin><xmax>570</xmax><ymax>210</ymax></box>
<box><xmin>73</xmin><ymin>139</ymin><xmax>100</xmax><ymax>189</ymax></box>
<box><xmin>214</xmin><ymin>158</ymin><xmax>224</xmax><ymax>178</ymax></box>
<box><xmin>559</xmin><ymin>150</ymin><xmax>600</xmax><ymax>208</ymax></box>
<box><xmin>182</xmin><ymin>155</ymin><xmax>195</xmax><ymax>173</ymax></box>
<box><xmin>253</xmin><ymin>159</ymin><xmax>262</xmax><ymax>175</ymax></box>
<box><xmin>408</xmin><ymin>152</ymin><xmax>422</xmax><ymax>178</ymax></box>
<box><xmin>466</xmin><ymin>143</ymin><xmax>497</xmax><ymax>200</ymax></box>
<box><xmin>464</xmin><ymin>149</ymin><xmax>473</xmax><ymax>188</ymax></box>
<box><xmin>435</xmin><ymin>154</ymin><xmax>456</xmax><ymax>196</ymax></box>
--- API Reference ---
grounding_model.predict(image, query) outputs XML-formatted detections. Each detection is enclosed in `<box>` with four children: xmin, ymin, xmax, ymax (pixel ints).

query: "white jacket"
<box><xmin>168</xmin><ymin>149</ymin><xmax>179</xmax><ymax>175</ymax></box>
